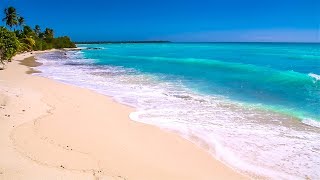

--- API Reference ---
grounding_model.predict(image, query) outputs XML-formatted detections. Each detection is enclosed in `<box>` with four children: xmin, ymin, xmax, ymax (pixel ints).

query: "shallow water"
<box><xmin>35</xmin><ymin>43</ymin><xmax>320</xmax><ymax>179</ymax></box>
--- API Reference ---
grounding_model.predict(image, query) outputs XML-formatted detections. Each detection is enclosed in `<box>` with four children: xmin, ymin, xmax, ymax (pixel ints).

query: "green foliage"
<box><xmin>21</xmin><ymin>36</ymin><xmax>36</xmax><ymax>50</ymax></box>
<box><xmin>0</xmin><ymin>6</ymin><xmax>76</xmax><ymax>68</ymax></box>
<box><xmin>34</xmin><ymin>39</ymin><xmax>43</xmax><ymax>50</ymax></box>
<box><xmin>22</xmin><ymin>26</ymin><xmax>36</xmax><ymax>37</ymax></box>
<box><xmin>18</xmin><ymin>17</ymin><xmax>25</xmax><ymax>27</ymax></box>
<box><xmin>34</xmin><ymin>39</ymin><xmax>52</xmax><ymax>50</ymax></box>
<box><xmin>13</xmin><ymin>26</ymin><xmax>37</xmax><ymax>51</ymax></box>
<box><xmin>53</xmin><ymin>36</ymin><xmax>76</xmax><ymax>49</ymax></box>
<box><xmin>0</xmin><ymin>26</ymin><xmax>20</xmax><ymax>64</ymax></box>
<box><xmin>44</xmin><ymin>28</ymin><xmax>54</xmax><ymax>43</ymax></box>
<box><xmin>34</xmin><ymin>25</ymin><xmax>41</xmax><ymax>37</ymax></box>
<box><xmin>2</xmin><ymin>7</ymin><xmax>19</xmax><ymax>29</ymax></box>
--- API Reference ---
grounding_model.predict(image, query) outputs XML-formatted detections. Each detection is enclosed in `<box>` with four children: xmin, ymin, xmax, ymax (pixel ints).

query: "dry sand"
<box><xmin>0</xmin><ymin>51</ymin><xmax>247</xmax><ymax>180</ymax></box>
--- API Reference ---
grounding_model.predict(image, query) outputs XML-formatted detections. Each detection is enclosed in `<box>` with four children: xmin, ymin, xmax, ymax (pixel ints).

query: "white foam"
<box><xmin>34</xmin><ymin>51</ymin><xmax>320</xmax><ymax>179</ymax></box>
<box><xmin>302</xmin><ymin>118</ymin><xmax>320</xmax><ymax>128</ymax></box>
<box><xmin>309</xmin><ymin>73</ymin><xmax>320</xmax><ymax>81</ymax></box>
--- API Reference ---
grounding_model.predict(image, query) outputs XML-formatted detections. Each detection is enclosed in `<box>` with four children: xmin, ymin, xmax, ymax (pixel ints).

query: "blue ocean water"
<box><xmin>35</xmin><ymin>43</ymin><xmax>320</xmax><ymax>179</ymax></box>
<box><xmin>81</xmin><ymin>43</ymin><xmax>320</xmax><ymax>122</ymax></box>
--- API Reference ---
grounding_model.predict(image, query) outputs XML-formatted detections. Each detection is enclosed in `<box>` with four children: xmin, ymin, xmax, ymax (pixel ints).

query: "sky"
<box><xmin>1</xmin><ymin>0</ymin><xmax>319</xmax><ymax>42</ymax></box>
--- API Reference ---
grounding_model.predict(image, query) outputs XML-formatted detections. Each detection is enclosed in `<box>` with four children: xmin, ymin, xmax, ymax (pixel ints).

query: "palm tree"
<box><xmin>18</xmin><ymin>16</ymin><xmax>25</xmax><ymax>27</ymax></box>
<box><xmin>22</xmin><ymin>36</ymin><xmax>36</xmax><ymax>50</ymax></box>
<box><xmin>2</xmin><ymin>7</ymin><xmax>19</xmax><ymax>29</ymax></box>
<box><xmin>34</xmin><ymin>25</ymin><xmax>41</xmax><ymax>37</ymax></box>
<box><xmin>44</xmin><ymin>28</ymin><xmax>54</xmax><ymax>38</ymax></box>
<box><xmin>44</xmin><ymin>28</ymin><xmax>54</xmax><ymax>42</ymax></box>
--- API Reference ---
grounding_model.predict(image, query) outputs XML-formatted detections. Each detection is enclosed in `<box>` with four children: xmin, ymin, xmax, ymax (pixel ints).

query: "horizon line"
<box><xmin>75</xmin><ymin>41</ymin><xmax>320</xmax><ymax>44</ymax></box>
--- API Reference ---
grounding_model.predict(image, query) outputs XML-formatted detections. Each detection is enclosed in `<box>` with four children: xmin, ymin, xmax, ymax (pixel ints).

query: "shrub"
<box><xmin>53</xmin><ymin>36</ymin><xmax>76</xmax><ymax>49</ymax></box>
<box><xmin>0</xmin><ymin>26</ymin><xmax>20</xmax><ymax>65</ymax></box>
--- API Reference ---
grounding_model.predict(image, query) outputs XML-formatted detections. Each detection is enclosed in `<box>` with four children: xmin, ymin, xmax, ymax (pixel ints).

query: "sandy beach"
<box><xmin>0</xmin><ymin>51</ymin><xmax>246</xmax><ymax>179</ymax></box>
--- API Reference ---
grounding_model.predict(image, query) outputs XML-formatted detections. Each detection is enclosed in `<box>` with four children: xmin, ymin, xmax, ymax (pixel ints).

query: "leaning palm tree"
<box><xmin>21</xmin><ymin>36</ymin><xmax>36</xmax><ymax>51</ymax></box>
<box><xmin>2</xmin><ymin>7</ymin><xmax>19</xmax><ymax>30</ymax></box>
<box><xmin>24</xmin><ymin>36</ymin><xmax>36</xmax><ymax>46</ymax></box>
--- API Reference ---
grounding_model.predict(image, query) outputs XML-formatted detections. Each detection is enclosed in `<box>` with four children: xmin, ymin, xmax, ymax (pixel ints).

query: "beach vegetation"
<box><xmin>0</xmin><ymin>6</ymin><xmax>76</xmax><ymax>68</ymax></box>
<box><xmin>34</xmin><ymin>25</ymin><xmax>41</xmax><ymax>37</ymax></box>
<box><xmin>18</xmin><ymin>17</ymin><xmax>25</xmax><ymax>27</ymax></box>
<box><xmin>2</xmin><ymin>7</ymin><xmax>19</xmax><ymax>30</ymax></box>
<box><xmin>53</xmin><ymin>36</ymin><xmax>76</xmax><ymax>49</ymax></box>
<box><xmin>44</xmin><ymin>28</ymin><xmax>54</xmax><ymax>43</ymax></box>
<box><xmin>0</xmin><ymin>27</ymin><xmax>20</xmax><ymax>66</ymax></box>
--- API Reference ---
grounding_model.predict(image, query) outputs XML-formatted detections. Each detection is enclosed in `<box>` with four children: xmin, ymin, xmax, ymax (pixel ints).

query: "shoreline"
<box><xmin>0</xmin><ymin>51</ymin><xmax>246</xmax><ymax>179</ymax></box>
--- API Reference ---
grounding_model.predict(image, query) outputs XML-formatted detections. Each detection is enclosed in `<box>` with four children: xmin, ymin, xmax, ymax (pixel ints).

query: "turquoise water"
<box><xmin>80</xmin><ymin>43</ymin><xmax>320</xmax><ymax>123</ymax></box>
<box><xmin>36</xmin><ymin>43</ymin><xmax>320</xmax><ymax>179</ymax></box>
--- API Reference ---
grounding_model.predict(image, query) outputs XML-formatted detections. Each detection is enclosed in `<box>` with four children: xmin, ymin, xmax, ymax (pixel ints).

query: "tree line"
<box><xmin>0</xmin><ymin>6</ymin><xmax>76</xmax><ymax>67</ymax></box>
